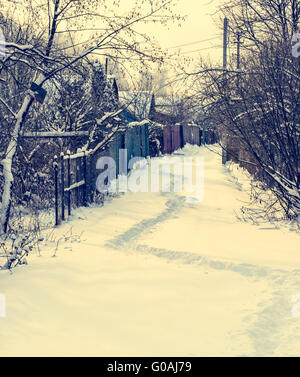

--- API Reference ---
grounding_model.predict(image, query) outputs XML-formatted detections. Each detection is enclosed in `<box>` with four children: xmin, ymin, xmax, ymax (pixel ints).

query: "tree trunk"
<box><xmin>0</xmin><ymin>74</ymin><xmax>44</xmax><ymax>233</ymax></box>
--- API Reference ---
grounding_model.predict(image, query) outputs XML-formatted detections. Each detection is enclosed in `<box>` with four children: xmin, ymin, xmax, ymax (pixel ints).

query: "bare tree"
<box><xmin>0</xmin><ymin>0</ymin><xmax>183</xmax><ymax>233</ymax></box>
<box><xmin>184</xmin><ymin>0</ymin><xmax>300</xmax><ymax>219</ymax></box>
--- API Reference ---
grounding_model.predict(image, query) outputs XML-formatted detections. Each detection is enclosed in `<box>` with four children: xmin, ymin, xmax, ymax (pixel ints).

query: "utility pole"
<box><xmin>236</xmin><ymin>30</ymin><xmax>241</xmax><ymax>90</ymax></box>
<box><xmin>223</xmin><ymin>18</ymin><xmax>228</xmax><ymax>69</ymax></box>
<box><xmin>222</xmin><ymin>17</ymin><xmax>229</xmax><ymax>165</ymax></box>
<box><xmin>222</xmin><ymin>18</ymin><xmax>229</xmax><ymax>95</ymax></box>
<box><xmin>236</xmin><ymin>31</ymin><xmax>241</xmax><ymax>70</ymax></box>
<box><xmin>105</xmin><ymin>57</ymin><xmax>109</xmax><ymax>75</ymax></box>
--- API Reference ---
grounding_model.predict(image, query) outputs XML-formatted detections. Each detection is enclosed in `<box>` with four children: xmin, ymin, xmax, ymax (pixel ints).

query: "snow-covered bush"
<box><xmin>192</xmin><ymin>1</ymin><xmax>300</xmax><ymax>220</ymax></box>
<box><xmin>0</xmin><ymin>232</ymin><xmax>43</xmax><ymax>270</ymax></box>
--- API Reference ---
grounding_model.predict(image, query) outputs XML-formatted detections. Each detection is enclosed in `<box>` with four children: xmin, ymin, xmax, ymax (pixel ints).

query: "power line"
<box><xmin>179</xmin><ymin>45</ymin><xmax>223</xmax><ymax>55</ymax></box>
<box><xmin>168</xmin><ymin>36</ymin><xmax>220</xmax><ymax>50</ymax></box>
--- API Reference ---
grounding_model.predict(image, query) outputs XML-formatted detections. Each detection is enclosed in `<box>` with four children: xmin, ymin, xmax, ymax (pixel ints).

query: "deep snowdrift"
<box><xmin>0</xmin><ymin>144</ymin><xmax>299</xmax><ymax>356</ymax></box>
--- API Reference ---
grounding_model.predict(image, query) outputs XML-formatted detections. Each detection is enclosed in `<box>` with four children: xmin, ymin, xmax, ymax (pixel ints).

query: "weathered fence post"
<box><xmin>89</xmin><ymin>153</ymin><xmax>94</xmax><ymax>204</ymax></box>
<box><xmin>54</xmin><ymin>155</ymin><xmax>59</xmax><ymax>226</ymax></box>
<box><xmin>83</xmin><ymin>151</ymin><xmax>88</xmax><ymax>207</ymax></box>
<box><xmin>180</xmin><ymin>125</ymin><xmax>184</xmax><ymax>148</ymax></box>
<box><xmin>75</xmin><ymin>148</ymin><xmax>80</xmax><ymax>207</ymax></box>
<box><xmin>67</xmin><ymin>150</ymin><xmax>71</xmax><ymax>216</ymax></box>
<box><xmin>202</xmin><ymin>125</ymin><xmax>206</xmax><ymax>145</ymax></box>
<box><xmin>60</xmin><ymin>152</ymin><xmax>65</xmax><ymax>221</ymax></box>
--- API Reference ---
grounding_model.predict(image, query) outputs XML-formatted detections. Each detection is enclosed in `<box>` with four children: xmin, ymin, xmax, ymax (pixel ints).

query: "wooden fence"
<box><xmin>162</xmin><ymin>124</ymin><xmax>216</xmax><ymax>155</ymax></box>
<box><xmin>53</xmin><ymin>122</ymin><xmax>216</xmax><ymax>225</ymax></box>
<box><xmin>54</xmin><ymin>149</ymin><xmax>90</xmax><ymax>226</ymax></box>
<box><xmin>53</xmin><ymin>122</ymin><xmax>150</xmax><ymax>225</ymax></box>
<box><xmin>221</xmin><ymin>134</ymin><xmax>258</xmax><ymax>174</ymax></box>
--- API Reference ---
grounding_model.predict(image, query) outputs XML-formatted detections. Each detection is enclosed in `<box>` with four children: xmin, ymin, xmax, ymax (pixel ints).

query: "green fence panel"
<box><xmin>140</xmin><ymin>124</ymin><xmax>148</xmax><ymax>158</ymax></box>
<box><xmin>125</xmin><ymin>128</ymin><xmax>134</xmax><ymax>170</ymax></box>
<box><xmin>133</xmin><ymin>126</ymin><xmax>142</xmax><ymax>158</ymax></box>
<box><xmin>144</xmin><ymin>123</ymin><xmax>150</xmax><ymax>157</ymax></box>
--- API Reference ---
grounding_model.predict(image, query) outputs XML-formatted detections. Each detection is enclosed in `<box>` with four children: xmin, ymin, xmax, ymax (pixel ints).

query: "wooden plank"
<box><xmin>21</xmin><ymin>131</ymin><xmax>89</xmax><ymax>138</ymax></box>
<box><xmin>64</xmin><ymin>180</ymin><xmax>85</xmax><ymax>192</ymax></box>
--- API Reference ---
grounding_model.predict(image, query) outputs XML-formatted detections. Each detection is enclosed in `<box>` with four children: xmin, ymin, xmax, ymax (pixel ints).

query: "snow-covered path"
<box><xmin>0</xmin><ymin>145</ymin><xmax>300</xmax><ymax>356</ymax></box>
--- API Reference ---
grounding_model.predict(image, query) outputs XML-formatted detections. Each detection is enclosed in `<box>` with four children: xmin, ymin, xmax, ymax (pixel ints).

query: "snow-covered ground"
<box><xmin>0</xmin><ymin>144</ymin><xmax>300</xmax><ymax>357</ymax></box>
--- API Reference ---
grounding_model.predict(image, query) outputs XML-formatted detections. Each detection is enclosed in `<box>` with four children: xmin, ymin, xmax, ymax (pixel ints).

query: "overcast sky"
<box><xmin>149</xmin><ymin>0</ymin><xmax>223</xmax><ymax>64</ymax></box>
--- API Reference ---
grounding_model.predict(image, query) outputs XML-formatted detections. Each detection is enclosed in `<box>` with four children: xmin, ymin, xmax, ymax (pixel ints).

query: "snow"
<box><xmin>0</xmin><ymin>144</ymin><xmax>300</xmax><ymax>356</ymax></box>
<box><xmin>22</xmin><ymin>131</ymin><xmax>89</xmax><ymax>138</ymax></box>
<box><xmin>64</xmin><ymin>180</ymin><xmax>85</xmax><ymax>192</ymax></box>
<box><xmin>126</xmin><ymin>119</ymin><xmax>150</xmax><ymax>128</ymax></box>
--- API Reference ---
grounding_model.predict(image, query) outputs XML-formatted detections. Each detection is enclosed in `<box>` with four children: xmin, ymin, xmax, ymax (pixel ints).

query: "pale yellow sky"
<box><xmin>147</xmin><ymin>0</ymin><xmax>223</xmax><ymax>63</ymax></box>
<box><xmin>1</xmin><ymin>0</ymin><xmax>224</xmax><ymax>73</ymax></box>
